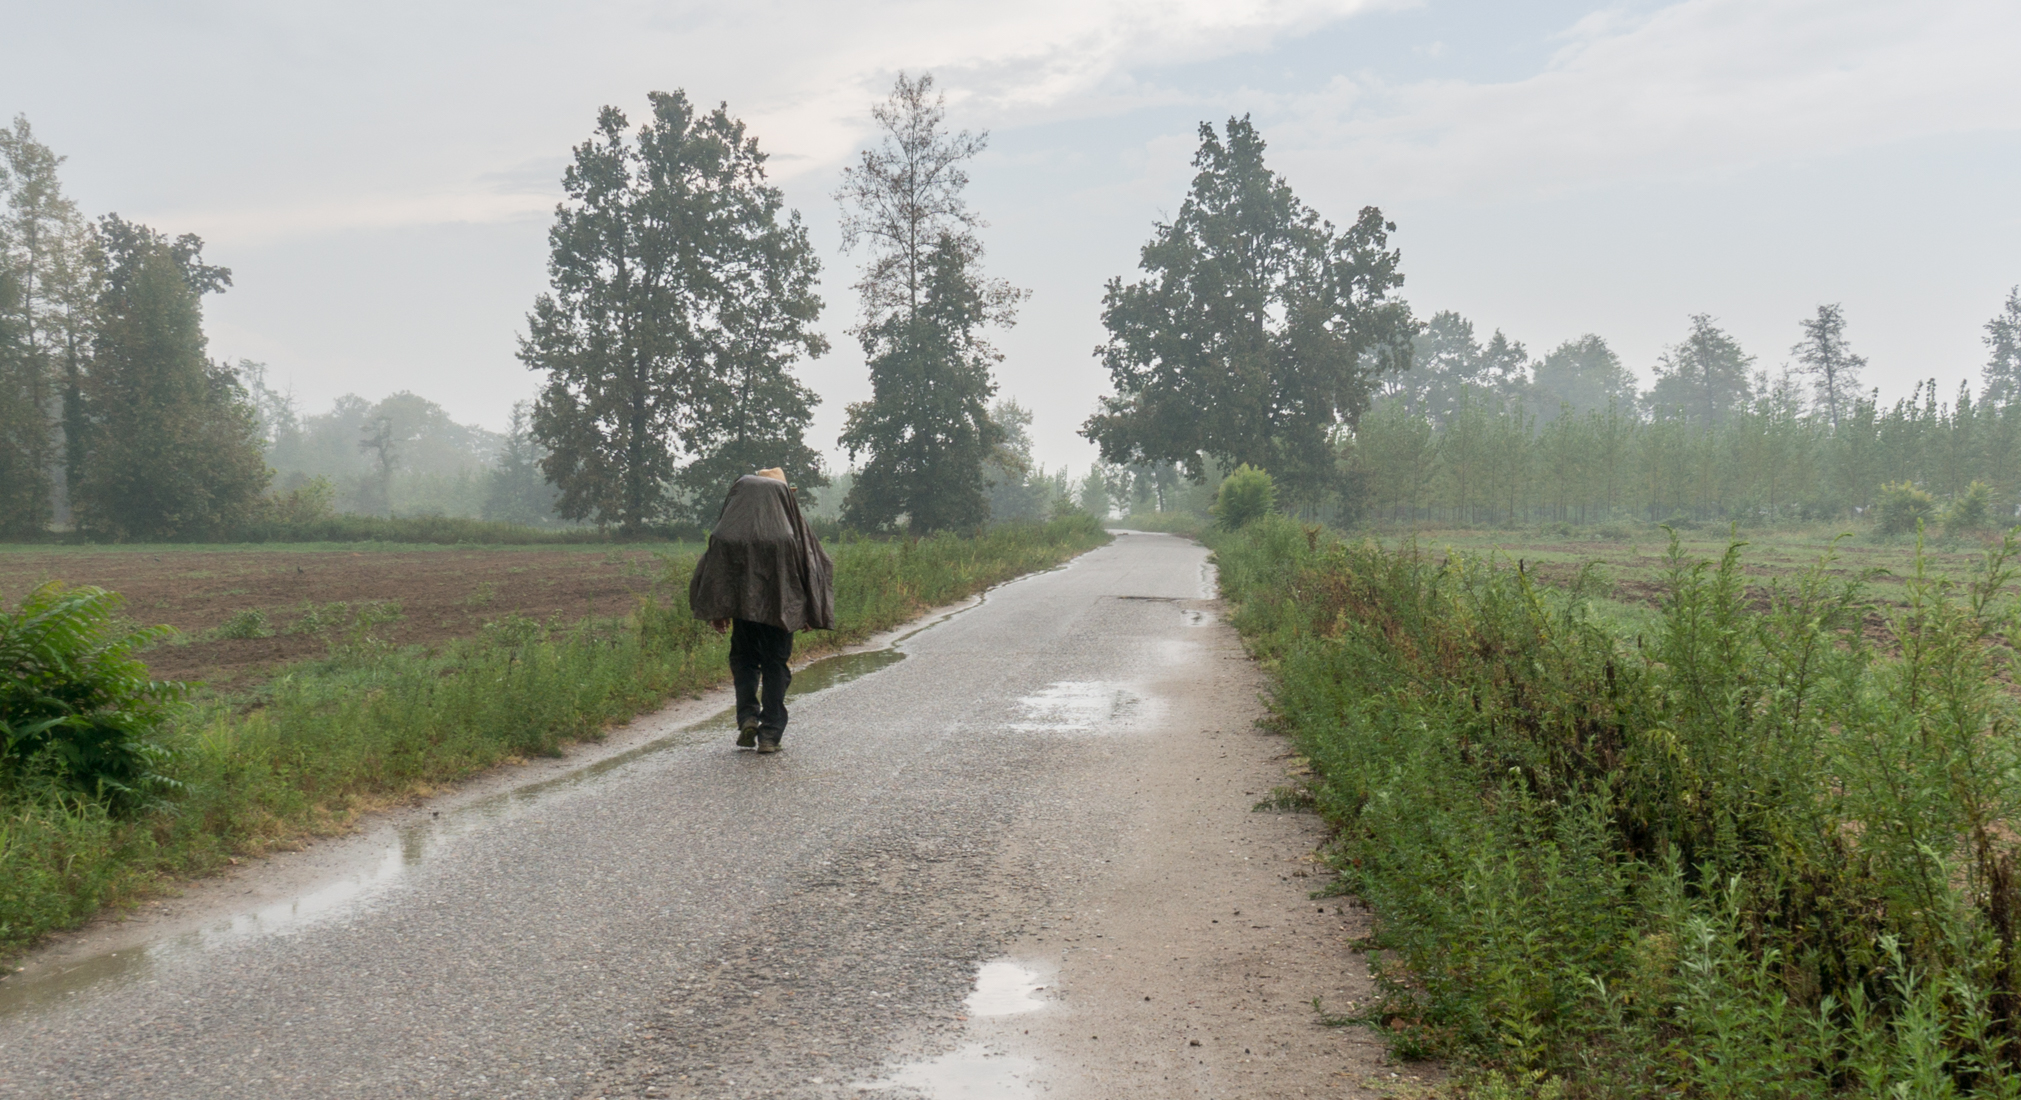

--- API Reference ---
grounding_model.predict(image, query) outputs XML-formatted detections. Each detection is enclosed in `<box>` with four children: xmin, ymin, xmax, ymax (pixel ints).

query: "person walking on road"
<box><xmin>689</xmin><ymin>468</ymin><xmax>835</xmax><ymax>754</ymax></box>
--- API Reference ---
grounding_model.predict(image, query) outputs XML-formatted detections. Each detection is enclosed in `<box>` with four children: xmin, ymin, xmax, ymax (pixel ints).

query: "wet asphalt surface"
<box><xmin>0</xmin><ymin>532</ymin><xmax>1230</xmax><ymax>1099</ymax></box>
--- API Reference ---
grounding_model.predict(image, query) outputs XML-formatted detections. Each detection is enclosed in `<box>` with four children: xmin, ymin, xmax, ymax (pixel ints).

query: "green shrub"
<box><xmin>1212</xmin><ymin>464</ymin><xmax>1276</xmax><ymax>529</ymax></box>
<box><xmin>264</xmin><ymin>476</ymin><xmax>337</xmax><ymax>526</ymax></box>
<box><xmin>208</xmin><ymin>608</ymin><xmax>272</xmax><ymax>640</ymax></box>
<box><xmin>1876</xmin><ymin>480</ymin><xmax>1936</xmax><ymax>534</ymax></box>
<box><xmin>1945</xmin><ymin>479</ymin><xmax>1995</xmax><ymax>535</ymax></box>
<box><xmin>0</xmin><ymin>583</ymin><xmax>187</xmax><ymax>810</ymax></box>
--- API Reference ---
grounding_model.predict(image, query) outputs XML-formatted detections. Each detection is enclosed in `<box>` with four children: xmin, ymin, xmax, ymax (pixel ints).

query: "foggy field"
<box><xmin>0</xmin><ymin>543</ymin><xmax>691</xmax><ymax>691</ymax></box>
<box><xmin>1365</xmin><ymin>523</ymin><xmax>2011</xmax><ymax>610</ymax></box>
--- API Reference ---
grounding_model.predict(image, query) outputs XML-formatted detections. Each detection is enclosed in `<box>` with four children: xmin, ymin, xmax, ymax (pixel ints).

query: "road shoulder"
<box><xmin>964</xmin><ymin>599</ymin><xmax>1430</xmax><ymax>1098</ymax></box>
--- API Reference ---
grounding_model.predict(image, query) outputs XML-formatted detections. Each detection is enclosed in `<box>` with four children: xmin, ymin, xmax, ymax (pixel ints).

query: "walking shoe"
<box><xmin>755</xmin><ymin>732</ymin><xmax>782</xmax><ymax>754</ymax></box>
<box><xmin>736</xmin><ymin>716</ymin><xmax>760</xmax><ymax>748</ymax></box>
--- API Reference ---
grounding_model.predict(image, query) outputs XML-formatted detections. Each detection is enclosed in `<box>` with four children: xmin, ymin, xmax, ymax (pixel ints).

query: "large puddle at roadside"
<box><xmin>862</xmin><ymin>959</ymin><xmax>1049</xmax><ymax>1098</ymax></box>
<box><xmin>0</xmin><ymin>635</ymin><xmax>921</xmax><ymax>1018</ymax></box>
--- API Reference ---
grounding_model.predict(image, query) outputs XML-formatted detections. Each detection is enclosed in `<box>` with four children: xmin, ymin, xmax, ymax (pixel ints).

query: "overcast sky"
<box><xmin>6</xmin><ymin>0</ymin><xmax>2019</xmax><ymax>472</ymax></box>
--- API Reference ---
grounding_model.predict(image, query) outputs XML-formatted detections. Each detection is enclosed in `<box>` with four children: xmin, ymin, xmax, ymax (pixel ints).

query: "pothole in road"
<box><xmin>1009</xmin><ymin>681</ymin><xmax>1140</xmax><ymax>733</ymax></box>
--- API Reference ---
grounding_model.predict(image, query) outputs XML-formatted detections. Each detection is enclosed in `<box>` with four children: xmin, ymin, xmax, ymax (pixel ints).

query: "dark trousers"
<box><xmin>729</xmin><ymin>619</ymin><xmax>794</xmax><ymax>735</ymax></box>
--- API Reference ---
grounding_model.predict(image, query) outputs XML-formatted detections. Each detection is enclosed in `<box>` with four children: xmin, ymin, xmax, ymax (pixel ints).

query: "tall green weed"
<box><xmin>1213</xmin><ymin>514</ymin><xmax>2021</xmax><ymax>1096</ymax></box>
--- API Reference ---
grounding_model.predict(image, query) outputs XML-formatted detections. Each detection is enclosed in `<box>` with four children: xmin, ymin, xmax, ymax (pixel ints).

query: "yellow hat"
<box><xmin>754</xmin><ymin>467</ymin><xmax>787</xmax><ymax>483</ymax></box>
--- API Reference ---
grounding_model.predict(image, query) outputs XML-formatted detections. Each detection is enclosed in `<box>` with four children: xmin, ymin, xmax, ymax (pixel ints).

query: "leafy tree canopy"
<box><xmin>835</xmin><ymin>73</ymin><xmax>1023</xmax><ymax>534</ymax></box>
<box><xmin>0</xmin><ymin>116</ymin><xmax>92</xmax><ymax>533</ymax></box>
<box><xmin>1646</xmin><ymin>313</ymin><xmax>1754</xmax><ymax>427</ymax></box>
<box><xmin>523</xmin><ymin>91</ymin><xmax>826</xmax><ymax>533</ymax></box>
<box><xmin>1792</xmin><ymin>303</ymin><xmax>1866</xmax><ymax>429</ymax></box>
<box><xmin>1984</xmin><ymin>287</ymin><xmax>2021</xmax><ymax>407</ymax></box>
<box><xmin>1528</xmin><ymin>334</ymin><xmax>1639</xmax><ymax>423</ymax></box>
<box><xmin>1083</xmin><ymin>116</ymin><xmax>1414</xmax><ymax>509</ymax></box>
<box><xmin>1385</xmin><ymin>310</ymin><xmax>1529</xmax><ymax>426</ymax></box>
<box><xmin>73</xmin><ymin>218</ymin><xmax>266</xmax><ymax>540</ymax></box>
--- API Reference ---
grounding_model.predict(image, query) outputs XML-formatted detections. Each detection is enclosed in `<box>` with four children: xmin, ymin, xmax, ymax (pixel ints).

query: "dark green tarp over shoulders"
<box><xmin>688</xmin><ymin>475</ymin><xmax>835</xmax><ymax>632</ymax></box>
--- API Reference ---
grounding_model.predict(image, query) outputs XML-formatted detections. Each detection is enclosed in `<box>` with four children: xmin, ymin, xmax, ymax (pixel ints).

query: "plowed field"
<box><xmin>0</xmin><ymin>544</ymin><xmax>695</xmax><ymax>689</ymax></box>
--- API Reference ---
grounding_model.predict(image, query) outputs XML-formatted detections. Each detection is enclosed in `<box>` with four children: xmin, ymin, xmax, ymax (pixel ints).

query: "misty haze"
<box><xmin>4</xmin><ymin>3</ymin><xmax>2021</xmax><ymax>1098</ymax></box>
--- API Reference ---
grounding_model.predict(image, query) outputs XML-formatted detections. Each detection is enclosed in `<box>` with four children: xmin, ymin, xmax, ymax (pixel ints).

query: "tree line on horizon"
<box><xmin>0</xmin><ymin>117</ymin><xmax>271</xmax><ymax>540</ymax></box>
<box><xmin>1338</xmin><ymin>297</ymin><xmax>2021</xmax><ymax>528</ymax></box>
<box><xmin>9</xmin><ymin>88</ymin><xmax>2020</xmax><ymax>543</ymax></box>
<box><xmin>1076</xmin><ymin>115</ymin><xmax>2021</xmax><ymax>530</ymax></box>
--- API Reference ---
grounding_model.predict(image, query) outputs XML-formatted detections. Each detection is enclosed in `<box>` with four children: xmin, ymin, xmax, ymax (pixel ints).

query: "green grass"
<box><xmin>0</xmin><ymin>516</ymin><xmax>1110</xmax><ymax>954</ymax></box>
<box><xmin>1212</xmin><ymin>515</ymin><xmax>2021</xmax><ymax>1097</ymax></box>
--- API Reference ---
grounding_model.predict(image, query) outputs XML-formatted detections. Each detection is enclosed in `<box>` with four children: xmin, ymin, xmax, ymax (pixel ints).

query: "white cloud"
<box><xmin>1267</xmin><ymin>0</ymin><xmax>2021</xmax><ymax>201</ymax></box>
<box><xmin>108</xmin><ymin>0</ymin><xmax>1395</xmax><ymax>244</ymax></box>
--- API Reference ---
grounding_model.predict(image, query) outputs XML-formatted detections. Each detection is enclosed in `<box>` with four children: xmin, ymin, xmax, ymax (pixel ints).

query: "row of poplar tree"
<box><xmin>1349</xmin><ymin>305</ymin><xmax>2021</xmax><ymax>526</ymax></box>
<box><xmin>0</xmin><ymin>118</ymin><xmax>269</xmax><ymax>539</ymax></box>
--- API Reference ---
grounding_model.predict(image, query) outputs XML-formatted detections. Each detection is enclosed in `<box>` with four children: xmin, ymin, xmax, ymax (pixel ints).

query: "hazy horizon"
<box><xmin>7</xmin><ymin>0</ymin><xmax>2018</xmax><ymax>474</ymax></box>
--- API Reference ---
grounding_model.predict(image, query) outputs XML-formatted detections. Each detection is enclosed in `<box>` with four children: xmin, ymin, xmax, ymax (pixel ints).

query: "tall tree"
<box><xmin>1083</xmin><ymin>116</ymin><xmax>1414</xmax><ymax>509</ymax></box>
<box><xmin>1791</xmin><ymin>303</ymin><xmax>1865</xmax><ymax>429</ymax></box>
<box><xmin>72</xmin><ymin>217</ymin><xmax>267</xmax><ymax>539</ymax></box>
<box><xmin>0</xmin><ymin>263</ymin><xmax>37</xmax><ymax>534</ymax></box>
<box><xmin>0</xmin><ymin>117</ymin><xmax>93</xmax><ymax>530</ymax></box>
<box><xmin>1527</xmin><ymin>334</ymin><xmax>1638</xmax><ymax>423</ymax></box>
<box><xmin>1387</xmin><ymin>311</ymin><xmax>1507</xmax><ymax>426</ymax></box>
<box><xmin>483</xmin><ymin>401</ymin><xmax>559</xmax><ymax>526</ymax></box>
<box><xmin>523</xmin><ymin>91</ymin><xmax>826</xmax><ymax>533</ymax></box>
<box><xmin>1646</xmin><ymin>314</ymin><xmax>1753</xmax><ymax>427</ymax></box>
<box><xmin>1983</xmin><ymin>286</ymin><xmax>2021</xmax><ymax>407</ymax></box>
<box><xmin>834</xmin><ymin>72</ymin><xmax>1024</xmax><ymax>533</ymax></box>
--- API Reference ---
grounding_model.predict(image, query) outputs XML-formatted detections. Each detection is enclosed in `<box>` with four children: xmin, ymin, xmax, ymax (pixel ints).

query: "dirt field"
<box><xmin>0</xmin><ymin>544</ymin><xmax>696</xmax><ymax>690</ymax></box>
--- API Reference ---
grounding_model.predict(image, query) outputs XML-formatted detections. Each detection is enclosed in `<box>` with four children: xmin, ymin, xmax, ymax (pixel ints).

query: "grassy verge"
<box><xmin>0</xmin><ymin>516</ymin><xmax>1109</xmax><ymax>953</ymax></box>
<box><xmin>1212</xmin><ymin>515</ymin><xmax>2021</xmax><ymax>1098</ymax></box>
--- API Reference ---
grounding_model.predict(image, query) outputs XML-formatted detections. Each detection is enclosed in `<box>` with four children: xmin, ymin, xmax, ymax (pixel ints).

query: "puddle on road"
<box><xmin>0</xmin><ymin>641</ymin><xmax>913</xmax><ymax>1019</ymax></box>
<box><xmin>872</xmin><ymin>1045</ymin><xmax>1041</xmax><ymax>1099</ymax></box>
<box><xmin>967</xmin><ymin>960</ymin><xmax>1045</xmax><ymax>1017</ymax></box>
<box><xmin>862</xmin><ymin>959</ymin><xmax>1047</xmax><ymax>1098</ymax></box>
<box><xmin>1010</xmin><ymin>681</ymin><xmax>1140</xmax><ymax>733</ymax></box>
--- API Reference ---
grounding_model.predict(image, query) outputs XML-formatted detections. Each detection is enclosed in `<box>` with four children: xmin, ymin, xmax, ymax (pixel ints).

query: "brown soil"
<box><xmin>0</xmin><ymin>546</ymin><xmax>684</xmax><ymax>690</ymax></box>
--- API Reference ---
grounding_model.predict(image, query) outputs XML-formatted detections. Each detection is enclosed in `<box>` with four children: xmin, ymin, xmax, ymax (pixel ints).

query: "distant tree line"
<box><xmin>0</xmin><ymin>75</ymin><xmax>1053</xmax><ymax>542</ymax></box>
<box><xmin>22</xmin><ymin>87</ymin><xmax>2014</xmax><ymax>542</ymax></box>
<box><xmin>1346</xmin><ymin>297</ymin><xmax>2021</xmax><ymax>527</ymax></box>
<box><xmin>240</xmin><ymin>374</ymin><xmax>561</xmax><ymax>525</ymax></box>
<box><xmin>0</xmin><ymin>117</ymin><xmax>269</xmax><ymax>540</ymax></box>
<box><xmin>1082</xmin><ymin>114</ymin><xmax>2021</xmax><ymax>530</ymax></box>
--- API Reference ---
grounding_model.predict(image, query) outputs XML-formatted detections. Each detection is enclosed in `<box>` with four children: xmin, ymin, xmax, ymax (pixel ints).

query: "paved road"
<box><xmin>1</xmin><ymin>532</ymin><xmax>1387</xmax><ymax>1099</ymax></box>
